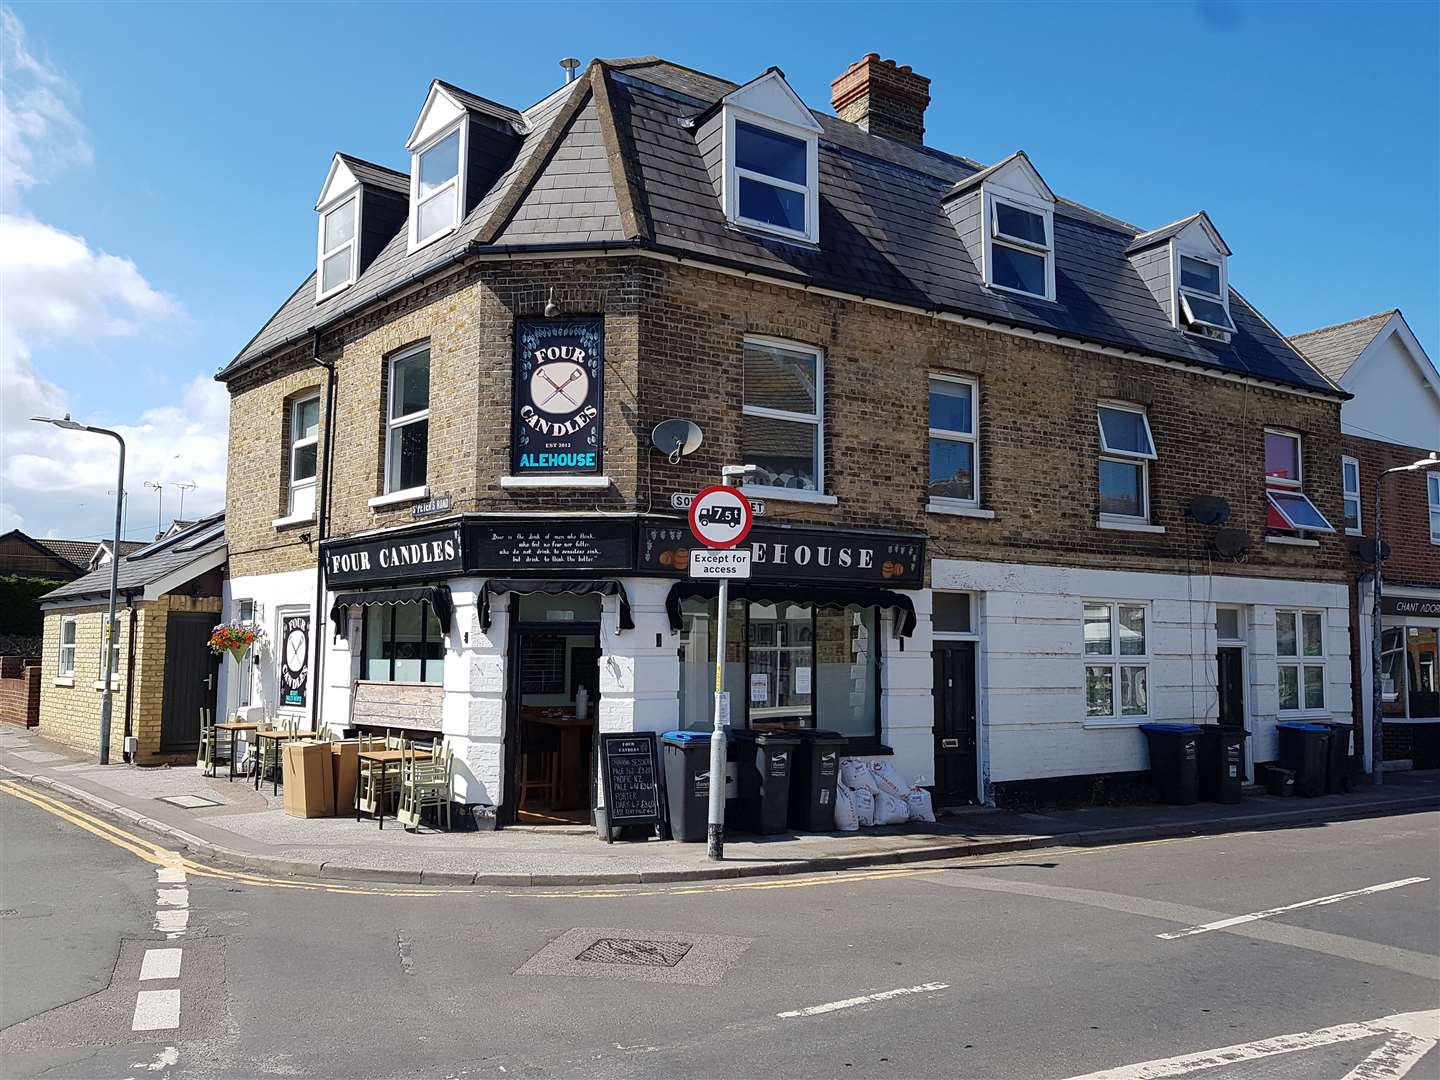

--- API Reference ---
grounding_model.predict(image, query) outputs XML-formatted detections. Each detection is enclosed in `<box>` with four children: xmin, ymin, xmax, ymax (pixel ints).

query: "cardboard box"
<box><xmin>282</xmin><ymin>741</ymin><xmax>335</xmax><ymax>818</ymax></box>
<box><xmin>330</xmin><ymin>740</ymin><xmax>361</xmax><ymax>814</ymax></box>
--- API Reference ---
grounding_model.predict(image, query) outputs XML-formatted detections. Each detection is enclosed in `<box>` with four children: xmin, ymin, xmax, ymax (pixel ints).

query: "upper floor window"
<box><xmin>988</xmin><ymin>195</ymin><xmax>1053</xmax><ymax>299</ymax></box>
<box><xmin>412</xmin><ymin>126</ymin><xmax>462</xmax><ymax>249</ymax></box>
<box><xmin>741</xmin><ymin>338</ymin><xmax>823</xmax><ymax>495</ymax></box>
<box><xmin>1177</xmin><ymin>253</ymin><xmax>1234</xmax><ymax>335</ymax></box>
<box><xmin>1276</xmin><ymin>609</ymin><xmax>1325</xmax><ymax>713</ymax></box>
<box><xmin>1430</xmin><ymin>473</ymin><xmax>1440</xmax><ymax>545</ymax></box>
<box><xmin>1084</xmin><ymin>601</ymin><xmax>1149</xmax><ymax>722</ymax></box>
<box><xmin>1341</xmin><ymin>456</ymin><xmax>1361</xmax><ymax>534</ymax></box>
<box><xmin>1264</xmin><ymin>429</ymin><xmax>1334</xmax><ymax>533</ymax></box>
<box><xmin>1096</xmin><ymin>403</ymin><xmax>1156</xmax><ymax>522</ymax></box>
<box><xmin>928</xmin><ymin>375</ymin><xmax>978</xmax><ymax>506</ymax></box>
<box><xmin>385</xmin><ymin>345</ymin><xmax>430</xmax><ymax>495</ymax></box>
<box><xmin>57</xmin><ymin>616</ymin><xmax>76</xmax><ymax>678</ymax></box>
<box><xmin>288</xmin><ymin>394</ymin><xmax>320</xmax><ymax>518</ymax></box>
<box><xmin>317</xmin><ymin>195</ymin><xmax>357</xmax><ymax>300</ymax></box>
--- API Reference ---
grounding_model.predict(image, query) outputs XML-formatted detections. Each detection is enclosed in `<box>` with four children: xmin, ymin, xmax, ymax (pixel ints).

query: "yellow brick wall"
<box><xmin>38</xmin><ymin>595</ymin><xmax>221</xmax><ymax>762</ymax></box>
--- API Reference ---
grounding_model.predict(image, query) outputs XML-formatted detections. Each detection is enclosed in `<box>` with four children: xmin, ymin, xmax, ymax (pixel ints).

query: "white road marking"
<box><xmin>1157</xmin><ymin>877</ymin><xmax>1431</xmax><ymax>939</ymax></box>
<box><xmin>130</xmin><ymin>1047</ymin><xmax>179</xmax><ymax>1071</ymax></box>
<box><xmin>777</xmin><ymin>982</ymin><xmax>949</xmax><ymax>1018</ymax></box>
<box><xmin>131</xmin><ymin>988</ymin><xmax>181</xmax><ymax>1032</ymax></box>
<box><xmin>154</xmin><ymin>909</ymin><xmax>189</xmax><ymax>934</ymax></box>
<box><xmin>138</xmin><ymin>948</ymin><xmax>182</xmax><ymax>981</ymax></box>
<box><xmin>1064</xmin><ymin>1008</ymin><xmax>1439</xmax><ymax>1080</ymax></box>
<box><xmin>156</xmin><ymin>865</ymin><xmax>186</xmax><ymax>884</ymax></box>
<box><xmin>155</xmin><ymin>887</ymin><xmax>188</xmax><ymax>908</ymax></box>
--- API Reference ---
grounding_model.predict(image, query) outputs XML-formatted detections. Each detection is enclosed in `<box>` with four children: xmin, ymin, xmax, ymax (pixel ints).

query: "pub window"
<box><xmin>677</xmin><ymin>597</ymin><xmax>881</xmax><ymax>741</ymax></box>
<box><xmin>1083</xmin><ymin>601</ymin><xmax>1149</xmax><ymax>722</ymax></box>
<box><xmin>928</xmin><ymin>375</ymin><xmax>979</xmax><ymax>506</ymax></box>
<box><xmin>741</xmin><ymin>337</ymin><xmax>823</xmax><ymax>496</ymax></box>
<box><xmin>1276</xmin><ymin>609</ymin><xmax>1325</xmax><ymax>714</ymax></box>
<box><xmin>385</xmin><ymin>344</ymin><xmax>430</xmax><ymax>495</ymax></box>
<box><xmin>57</xmin><ymin>616</ymin><xmax>76</xmax><ymax>678</ymax></box>
<box><xmin>288</xmin><ymin>394</ymin><xmax>320</xmax><ymax>518</ymax></box>
<box><xmin>362</xmin><ymin>602</ymin><xmax>445</xmax><ymax>685</ymax></box>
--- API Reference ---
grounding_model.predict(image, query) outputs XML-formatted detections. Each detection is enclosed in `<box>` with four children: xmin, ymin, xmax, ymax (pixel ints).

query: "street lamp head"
<box><xmin>30</xmin><ymin>414</ymin><xmax>85</xmax><ymax>431</ymax></box>
<box><xmin>1390</xmin><ymin>453</ymin><xmax>1440</xmax><ymax>474</ymax></box>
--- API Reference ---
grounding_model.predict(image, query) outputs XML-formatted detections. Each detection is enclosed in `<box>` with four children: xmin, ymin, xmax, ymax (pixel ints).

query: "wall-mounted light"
<box><xmin>544</xmin><ymin>287</ymin><xmax>559</xmax><ymax>318</ymax></box>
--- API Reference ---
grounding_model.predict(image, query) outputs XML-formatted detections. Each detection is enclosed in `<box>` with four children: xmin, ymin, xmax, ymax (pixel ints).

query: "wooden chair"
<box><xmin>197</xmin><ymin>708</ymin><xmax>218</xmax><ymax>775</ymax></box>
<box><xmin>356</xmin><ymin>740</ymin><xmax>401</xmax><ymax>820</ymax></box>
<box><xmin>517</xmin><ymin>722</ymin><xmax>560</xmax><ymax>810</ymax></box>
<box><xmin>397</xmin><ymin>741</ymin><xmax>453</xmax><ymax>832</ymax></box>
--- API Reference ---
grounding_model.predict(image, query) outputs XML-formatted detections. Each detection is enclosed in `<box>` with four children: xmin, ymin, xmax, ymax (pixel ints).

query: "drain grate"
<box><xmin>575</xmin><ymin>938</ymin><xmax>693</xmax><ymax>968</ymax></box>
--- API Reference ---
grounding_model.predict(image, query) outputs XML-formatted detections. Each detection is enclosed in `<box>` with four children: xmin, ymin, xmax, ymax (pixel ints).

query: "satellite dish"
<box><xmin>1349</xmin><ymin>538</ymin><xmax>1391</xmax><ymax>565</ymax></box>
<box><xmin>1187</xmin><ymin>495</ymin><xmax>1231</xmax><ymax>526</ymax></box>
<box><xmin>1213</xmin><ymin>528</ymin><xmax>1251</xmax><ymax>559</ymax></box>
<box><xmin>651</xmin><ymin>419</ymin><xmax>703</xmax><ymax>461</ymax></box>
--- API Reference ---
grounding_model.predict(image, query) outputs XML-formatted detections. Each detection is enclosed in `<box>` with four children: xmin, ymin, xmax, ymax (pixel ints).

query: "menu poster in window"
<box><xmin>795</xmin><ymin>666</ymin><xmax>812</xmax><ymax>695</ymax></box>
<box><xmin>598</xmin><ymin>732</ymin><xmax>662</xmax><ymax>840</ymax></box>
<box><xmin>750</xmin><ymin>673</ymin><xmax>769</xmax><ymax>703</ymax></box>
<box><xmin>280</xmin><ymin>614</ymin><xmax>310</xmax><ymax>709</ymax></box>
<box><xmin>512</xmin><ymin>318</ymin><xmax>604</xmax><ymax>476</ymax></box>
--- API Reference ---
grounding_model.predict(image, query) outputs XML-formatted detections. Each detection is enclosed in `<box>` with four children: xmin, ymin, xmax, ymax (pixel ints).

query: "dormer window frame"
<box><xmin>1172</xmin><ymin>244</ymin><xmax>1234</xmax><ymax>338</ymax></box>
<box><xmin>408</xmin><ymin>118</ymin><xmax>467</xmax><ymax>254</ymax></box>
<box><xmin>315</xmin><ymin>190</ymin><xmax>360</xmax><ymax>302</ymax></box>
<box><xmin>722</xmin><ymin>104</ymin><xmax>820</xmax><ymax>245</ymax></box>
<box><xmin>981</xmin><ymin>186</ymin><xmax>1056</xmax><ymax>303</ymax></box>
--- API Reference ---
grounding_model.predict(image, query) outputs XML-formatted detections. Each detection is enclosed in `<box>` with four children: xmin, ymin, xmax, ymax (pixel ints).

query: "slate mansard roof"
<box><xmin>222</xmin><ymin>57</ymin><xmax>1339</xmax><ymax>398</ymax></box>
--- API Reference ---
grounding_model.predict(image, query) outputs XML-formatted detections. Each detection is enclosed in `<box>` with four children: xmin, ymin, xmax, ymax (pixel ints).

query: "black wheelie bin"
<box><xmin>1140</xmin><ymin>723</ymin><xmax>1202</xmax><ymax>805</ymax></box>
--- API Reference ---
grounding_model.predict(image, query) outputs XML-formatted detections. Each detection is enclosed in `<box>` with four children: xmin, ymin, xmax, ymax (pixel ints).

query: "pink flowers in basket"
<box><xmin>207</xmin><ymin>621</ymin><xmax>266</xmax><ymax>662</ymax></box>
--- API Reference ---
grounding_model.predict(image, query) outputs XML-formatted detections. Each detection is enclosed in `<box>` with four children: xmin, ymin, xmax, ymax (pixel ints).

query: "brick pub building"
<box><xmin>219</xmin><ymin>55</ymin><xmax>1360</xmax><ymax>825</ymax></box>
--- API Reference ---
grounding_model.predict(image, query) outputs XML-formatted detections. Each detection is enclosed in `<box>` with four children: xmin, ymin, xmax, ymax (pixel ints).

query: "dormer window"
<box><xmin>714</xmin><ymin>69</ymin><xmax>823</xmax><ymax>244</ymax></box>
<box><xmin>412</xmin><ymin>125</ymin><xmax>463</xmax><ymax>248</ymax></box>
<box><xmin>989</xmin><ymin>196</ymin><xmax>1053</xmax><ymax>299</ymax></box>
<box><xmin>733</xmin><ymin>121</ymin><xmax>811</xmax><ymax>238</ymax></box>
<box><xmin>1178</xmin><ymin>253</ymin><xmax>1234</xmax><ymax>335</ymax></box>
<box><xmin>317</xmin><ymin>195</ymin><xmax>357</xmax><ymax>299</ymax></box>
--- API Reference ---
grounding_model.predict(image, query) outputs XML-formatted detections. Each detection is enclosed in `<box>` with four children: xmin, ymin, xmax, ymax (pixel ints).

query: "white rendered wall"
<box><xmin>876</xmin><ymin>596</ymin><xmax>934</xmax><ymax>787</ymax></box>
<box><xmin>932</xmin><ymin>560</ymin><xmax>1350</xmax><ymax>789</ymax></box>
<box><xmin>221</xmin><ymin>568</ymin><xmax>317</xmax><ymax>723</ymax></box>
<box><xmin>1342</xmin><ymin>331</ymin><xmax>1440</xmax><ymax>450</ymax></box>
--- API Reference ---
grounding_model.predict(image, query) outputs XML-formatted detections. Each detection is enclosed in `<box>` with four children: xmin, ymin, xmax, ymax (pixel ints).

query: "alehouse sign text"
<box><xmin>512</xmin><ymin>317</ymin><xmax>604</xmax><ymax>475</ymax></box>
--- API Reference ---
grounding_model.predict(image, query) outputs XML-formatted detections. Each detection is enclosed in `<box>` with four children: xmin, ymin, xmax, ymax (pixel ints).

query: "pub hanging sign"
<box><xmin>512</xmin><ymin>317</ymin><xmax>604</xmax><ymax>476</ymax></box>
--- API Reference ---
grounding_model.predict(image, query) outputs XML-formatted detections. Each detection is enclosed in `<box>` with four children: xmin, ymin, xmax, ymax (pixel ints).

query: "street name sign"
<box><xmin>671</xmin><ymin>491</ymin><xmax>765</xmax><ymax>516</ymax></box>
<box><xmin>689</xmin><ymin>549</ymin><xmax>752</xmax><ymax>578</ymax></box>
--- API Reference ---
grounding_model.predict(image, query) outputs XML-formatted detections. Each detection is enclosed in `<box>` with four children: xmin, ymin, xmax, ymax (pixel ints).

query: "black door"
<box><xmin>1217</xmin><ymin>647</ymin><xmax>1245</xmax><ymax>727</ymax></box>
<box><xmin>933</xmin><ymin>642</ymin><xmax>977</xmax><ymax>803</ymax></box>
<box><xmin>160</xmin><ymin>612</ymin><xmax>220</xmax><ymax>751</ymax></box>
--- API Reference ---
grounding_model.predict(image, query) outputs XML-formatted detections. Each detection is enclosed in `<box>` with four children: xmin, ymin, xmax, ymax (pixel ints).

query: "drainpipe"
<box><xmin>310</xmin><ymin>333</ymin><xmax>337</xmax><ymax>732</ymax></box>
<box><xmin>122</xmin><ymin>598</ymin><xmax>137</xmax><ymax>761</ymax></box>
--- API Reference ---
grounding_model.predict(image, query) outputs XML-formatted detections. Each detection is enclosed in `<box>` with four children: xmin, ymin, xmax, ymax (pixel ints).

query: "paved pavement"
<box><xmin>4</xmin><ymin>725</ymin><xmax>1439</xmax><ymax>886</ymax></box>
<box><xmin>0</xmin><ymin>777</ymin><xmax>1435</xmax><ymax>1079</ymax></box>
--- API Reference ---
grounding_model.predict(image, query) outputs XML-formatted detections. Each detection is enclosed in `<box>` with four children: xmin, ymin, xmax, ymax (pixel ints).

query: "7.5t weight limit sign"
<box><xmin>688</xmin><ymin>485</ymin><xmax>754</xmax><ymax>549</ymax></box>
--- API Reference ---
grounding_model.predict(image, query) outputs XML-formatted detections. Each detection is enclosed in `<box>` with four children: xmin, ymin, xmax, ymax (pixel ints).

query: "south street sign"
<box><xmin>512</xmin><ymin>318</ymin><xmax>604</xmax><ymax>476</ymax></box>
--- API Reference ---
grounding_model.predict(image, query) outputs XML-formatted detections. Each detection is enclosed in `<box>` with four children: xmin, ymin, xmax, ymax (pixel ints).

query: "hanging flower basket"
<box><xmin>208</xmin><ymin>621</ymin><xmax>266</xmax><ymax>661</ymax></box>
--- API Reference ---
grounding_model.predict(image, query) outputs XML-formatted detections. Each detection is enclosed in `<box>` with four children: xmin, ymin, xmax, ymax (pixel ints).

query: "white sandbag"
<box><xmin>840</xmin><ymin>758</ymin><xmax>878</xmax><ymax>793</ymax></box>
<box><xmin>874</xmin><ymin>791</ymin><xmax>910</xmax><ymax>826</ymax></box>
<box><xmin>851</xmin><ymin>786</ymin><xmax>875</xmax><ymax>827</ymax></box>
<box><xmin>870</xmin><ymin>760</ymin><xmax>910</xmax><ymax>799</ymax></box>
<box><xmin>907</xmin><ymin>787</ymin><xmax>936</xmax><ymax>824</ymax></box>
<box><xmin>832</xmin><ymin>782</ymin><xmax>859</xmax><ymax>831</ymax></box>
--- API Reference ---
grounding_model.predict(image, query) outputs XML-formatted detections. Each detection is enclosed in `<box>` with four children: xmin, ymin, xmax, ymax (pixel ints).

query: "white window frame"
<box><xmin>1096</xmin><ymin>402</ymin><xmax>1157</xmax><ymax>524</ymax></box>
<box><xmin>723</xmin><ymin>107</ymin><xmax>820</xmax><ymax>244</ymax></box>
<box><xmin>235</xmin><ymin>599</ymin><xmax>254</xmax><ymax>708</ymax></box>
<box><xmin>408</xmin><ymin>120</ymin><xmax>466</xmax><ymax>252</ymax></box>
<box><xmin>1342</xmin><ymin>455</ymin><xmax>1362</xmax><ymax>535</ymax></box>
<box><xmin>1275</xmin><ymin>608</ymin><xmax>1327</xmax><ymax>716</ymax></box>
<box><xmin>931</xmin><ymin>591</ymin><xmax>978</xmax><ymax>642</ymax></box>
<box><xmin>982</xmin><ymin>189</ymin><xmax>1055</xmax><ymax>302</ymax></box>
<box><xmin>288</xmin><ymin>394</ymin><xmax>320</xmax><ymax>517</ymax></box>
<box><xmin>1430</xmin><ymin>473</ymin><xmax>1440</xmax><ymax>545</ymax></box>
<box><xmin>1264</xmin><ymin>428</ymin><xmax>1303</xmax><ymax>489</ymax></box>
<box><xmin>98</xmin><ymin>612</ymin><xmax>121</xmax><ymax>686</ymax></box>
<box><xmin>57</xmin><ymin>615</ymin><xmax>76</xmax><ymax>679</ymax></box>
<box><xmin>384</xmin><ymin>343</ymin><xmax>430</xmax><ymax>496</ymax></box>
<box><xmin>928</xmin><ymin>373</ymin><xmax>980</xmax><ymax>509</ymax></box>
<box><xmin>1174</xmin><ymin>249</ymin><xmax>1234</xmax><ymax>336</ymax></box>
<box><xmin>315</xmin><ymin>193</ymin><xmax>359</xmax><ymax>301</ymax></box>
<box><xmin>1082</xmin><ymin>601</ymin><xmax>1151</xmax><ymax>726</ymax></box>
<box><xmin>740</xmin><ymin>335</ymin><xmax>826</xmax><ymax>500</ymax></box>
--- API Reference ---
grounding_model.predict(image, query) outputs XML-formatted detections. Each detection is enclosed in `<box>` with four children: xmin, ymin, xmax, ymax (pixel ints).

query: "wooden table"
<box><xmin>213</xmin><ymin>722</ymin><xmax>257</xmax><ymax>781</ymax></box>
<box><xmin>527</xmin><ymin>714</ymin><xmax>592</xmax><ymax>811</ymax></box>
<box><xmin>356</xmin><ymin>749</ymin><xmax>409</xmax><ymax>830</ymax></box>
<box><xmin>254</xmin><ymin>729</ymin><xmax>318</xmax><ymax>795</ymax></box>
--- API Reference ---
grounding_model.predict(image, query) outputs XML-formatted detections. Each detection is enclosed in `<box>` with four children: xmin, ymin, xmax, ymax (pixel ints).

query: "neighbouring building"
<box><xmin>219</xmin><ymin>54</ymin><xmax>1357</xmax><ymax>826</ymax></box>
<box><xmin>37</xmin><ymin>515</ymin><xmax>227</xmax><ymax>763</ymax></box>
<box><xmin>1291</xmin><ymin>310</ymin><xmax>1440</xmax><ymax>770</ymax></box>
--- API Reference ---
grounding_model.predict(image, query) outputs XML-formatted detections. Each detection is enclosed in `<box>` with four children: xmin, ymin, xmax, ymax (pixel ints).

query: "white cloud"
<box><xmin>0</xmin><ymin>6</ymin><xmax>224</xmax><ymax>542</ymax></box>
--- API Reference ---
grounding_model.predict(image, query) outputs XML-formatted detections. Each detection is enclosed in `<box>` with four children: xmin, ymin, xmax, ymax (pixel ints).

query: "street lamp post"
<box><xmin>1371</xmin><ymin>453</ymin><xmax>1440</xmax><ymax>787</ymax></box>
<box><xmin>31</xmin><ymin>415</ymin><xmax>126</xmax><ymax>765</ymax></box>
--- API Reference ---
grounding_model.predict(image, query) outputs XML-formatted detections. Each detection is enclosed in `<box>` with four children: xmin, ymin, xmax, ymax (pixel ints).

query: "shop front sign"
<box><xmin>323</xmin><ymin>523</ymin><xmax>464</xmax><ymax>587</ymax></box>
<box><xmin>464</xmin><ymin>519</ymin><xmax>634</xmax><ymax>574</ymax></box>
<box><xmin>512</xmin><ymin>318</ymin><xmax>604</xmax><ymax>476</ymax></box>
<box><xmin>1382</xmin><ymin>595</ymin><xmax>1440</xmax><ymax>618</ymax></box>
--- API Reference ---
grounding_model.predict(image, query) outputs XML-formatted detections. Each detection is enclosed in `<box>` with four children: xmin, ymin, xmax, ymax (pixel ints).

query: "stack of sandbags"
<box><xmin>834</xmin><ymin>758</ymin><xmax>937</xmax><ymax>830</ymax></box>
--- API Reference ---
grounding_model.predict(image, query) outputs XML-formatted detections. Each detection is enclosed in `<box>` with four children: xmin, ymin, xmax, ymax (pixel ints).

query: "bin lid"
<box><xmin>1139</xmin><ymin>722</ymin><xmax>1201</xmax><ymax>733</ymax></box>
<box><xmin>787</xmin><ymin>729</ymin><xmax>847</xmax><ymax>741</ymax></box>
<box><xmin>661</xmin><ymin>730</ymin><xmax>711</xmax><ymax>744</ymax></box>
<box><xmin>1277</xmin><ymin>721</ymin><xmax>1328</xmax><ymax>732</ymax></box>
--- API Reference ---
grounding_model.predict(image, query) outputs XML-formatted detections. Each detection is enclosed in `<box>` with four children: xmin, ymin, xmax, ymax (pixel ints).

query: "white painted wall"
<box><xmin>932</xmin><ymin>559</ymin><xmax>1350</xmax><ymax>790</ymax></box>
<box><xmin>220</xmin><ymin>568</ymin><xmax>317</xmax><ymax>724</ymax></box>
<box><xmin>1342</xmin><ymin>329</ymin><xmax>1440</xmax><ymax>450</ymax></box>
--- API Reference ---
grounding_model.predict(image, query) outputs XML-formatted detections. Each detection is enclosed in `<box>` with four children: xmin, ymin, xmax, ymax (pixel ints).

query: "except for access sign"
<box><xmin>689</xmin><ymin>549</ymin><xmax>752</xmax><ymax>578</ymax></box>
<box><xmin>688</xmin><ymin>484</ymin><xmax>754</xmax><ymax>549</ymax></box>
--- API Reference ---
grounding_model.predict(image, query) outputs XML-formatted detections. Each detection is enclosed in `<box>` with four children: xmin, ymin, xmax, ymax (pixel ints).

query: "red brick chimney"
<box><xmin>830</xmin><ymin>54</ymin><xmax>932</xmax><ymax>145</ymax></box>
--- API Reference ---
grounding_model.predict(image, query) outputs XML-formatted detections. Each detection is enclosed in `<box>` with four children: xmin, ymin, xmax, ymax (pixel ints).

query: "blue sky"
<box><xmin>2</xmin><ymin>0</ymin><xmax>1436</xmax><ymax>541</ymax></box>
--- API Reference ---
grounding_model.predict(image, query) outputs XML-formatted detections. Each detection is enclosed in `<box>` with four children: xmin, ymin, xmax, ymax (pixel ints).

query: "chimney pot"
<box><xmin>830</xmin><ymin>53</ymin><xmax>931</xmax><ymax>146</ymax></box>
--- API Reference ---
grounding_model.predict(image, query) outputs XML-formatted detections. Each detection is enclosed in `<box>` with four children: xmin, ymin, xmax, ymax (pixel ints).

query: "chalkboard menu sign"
<box><xmin>464</xmin><ymin>519</ymin><xmax>634</xmax><ymax>574</ymax></box>
<box><xmin>598</xmin><ymin>732</ymin><xmax>662</xmax><ymax>841</ymax></box>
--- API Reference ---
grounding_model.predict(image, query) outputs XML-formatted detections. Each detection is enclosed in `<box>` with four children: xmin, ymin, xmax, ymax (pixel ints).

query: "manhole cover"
<box><xmin>575</xmin><ymin>938</ymin><xmax>693</xmax><ymax>968</ymax></box>
<box><xmin>156</xmin><ymin>795</ymin><xmax>223</xmax><ymax>809</ymax></box>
